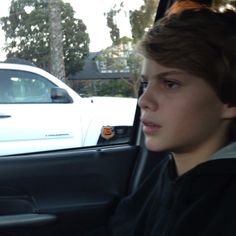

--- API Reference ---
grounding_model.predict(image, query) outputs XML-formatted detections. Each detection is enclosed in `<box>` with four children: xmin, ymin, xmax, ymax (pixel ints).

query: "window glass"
<box><xmin>0</xmin><ymin>0</ymin><xmax>160</xmax><ymax>155</ymax></box>
<box><xmin>0</xmin><ymin>70</ymin><xmax>56</xmax><ymax>103</ymax></box>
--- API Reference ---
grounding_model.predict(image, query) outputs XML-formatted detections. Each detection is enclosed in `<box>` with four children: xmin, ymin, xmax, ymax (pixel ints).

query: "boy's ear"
<box><xmin>222</xmin><ymin>104</ymin><xmax>236</xmax><ymax>119</ymax></box>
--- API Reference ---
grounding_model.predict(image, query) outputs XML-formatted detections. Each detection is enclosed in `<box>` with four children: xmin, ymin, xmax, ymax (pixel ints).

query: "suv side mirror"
<box><xmin>50</xmin><ymin>87</ymin><xmax>73</xmax><ymax>103</ymax></box>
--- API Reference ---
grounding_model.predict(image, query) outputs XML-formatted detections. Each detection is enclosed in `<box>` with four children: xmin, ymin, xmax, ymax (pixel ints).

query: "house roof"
<box><xmin>68</xmin><ymin>52</ymin><xmax>130</xmax><ymax>81</ymax></box>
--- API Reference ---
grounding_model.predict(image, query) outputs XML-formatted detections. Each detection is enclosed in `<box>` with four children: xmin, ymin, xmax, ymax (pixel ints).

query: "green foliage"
<box><xmin>103</xmin><ymin>0</ymin><xmax>159</xmax><ymax>98</ymax></box>
<box><xmin>129</xmin><ymin>0</ymin><xmax>159</xmax><ymax>42</ymax></box>
<box><xmin>95</xmin><ymin>80</ymin><xmax>133</xmax><ymax>97</ymax></box>
<box><xmin>95</xmin><ymin>36</ymin><xmax>142</xmax><ymax>97</ymax></box>
<box><xmin>105</xmin><ymin>0</ymin><xmax>159</xmax><ymax>43</ymax></box>
<box><xmin>73</xmin><ymin>79</ymin><xmax>133</xmax><ymax>97</ymax></box>
<box><xmin>105</xmin><ymin>9</ymin><xmax>120</xmax><ymax>44</ymax></box>
<box><xmin>0</xmin><ymin>0</ymin><xmax>90</xmax><ymax>75</ymax></box>
<box><xmin>101</xmin><ymin>0</ymin><xmax>160</xmax><ymax>97</ymax></box>
<box><xmin>96</xmin><ymin>37</ymin><xmax>134</xmax><ymax>72</ymax></box>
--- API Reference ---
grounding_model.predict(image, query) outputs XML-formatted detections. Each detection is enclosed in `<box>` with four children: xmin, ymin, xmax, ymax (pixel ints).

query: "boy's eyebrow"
<box><xmin>141</xmin><ymin>70</ymin><xmax>185</xmax><ymax>80</ymax></box>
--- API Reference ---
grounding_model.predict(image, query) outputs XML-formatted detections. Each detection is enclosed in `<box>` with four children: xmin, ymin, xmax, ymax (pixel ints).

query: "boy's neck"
<box><xmin>173</xmin><ymin>137</ymin><xmax>229</xmax><ymax>176</ymax></box>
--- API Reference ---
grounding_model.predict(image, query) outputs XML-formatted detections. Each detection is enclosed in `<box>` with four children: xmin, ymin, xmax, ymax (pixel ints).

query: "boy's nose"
<box><xmin>138</xmin><ymin>88</ymin><xmax>158</xmax><ymax>111</ymax></box>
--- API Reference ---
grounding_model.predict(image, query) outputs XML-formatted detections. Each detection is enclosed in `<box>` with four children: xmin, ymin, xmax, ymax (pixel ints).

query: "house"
<box><xmin>68</xmin><ymin>51</ymin><xmax>134</xmax><ymax>97</ymax></box>
<box><xmin>68</xmin><ymin>52</ymin><xmax>131</xmax><ymax>81</ymax></box>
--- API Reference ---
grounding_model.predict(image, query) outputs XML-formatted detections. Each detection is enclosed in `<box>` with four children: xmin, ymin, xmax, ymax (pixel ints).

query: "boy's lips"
<box><xmin>142</xmin><ymin>120</ymin><xmax>162</xmax><ymax>135</ymax></box>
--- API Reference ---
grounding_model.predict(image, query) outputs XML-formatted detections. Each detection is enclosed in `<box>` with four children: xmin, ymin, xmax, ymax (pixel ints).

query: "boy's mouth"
<box><xmin>142</xmin><ymin>120</ymin><xmax>162</xmax><ymax>135</ymax></box>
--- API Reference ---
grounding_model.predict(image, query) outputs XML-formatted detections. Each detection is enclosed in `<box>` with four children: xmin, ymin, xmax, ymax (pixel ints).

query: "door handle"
<box><xmin>0</xmin><ymin>213</ymin><xmax>57</xmax><ymax>228</ymax></box>
<box><xmin>0</xmin><ymin>113</ymin><xmax>11</xmax><ymax>118</ymax></box>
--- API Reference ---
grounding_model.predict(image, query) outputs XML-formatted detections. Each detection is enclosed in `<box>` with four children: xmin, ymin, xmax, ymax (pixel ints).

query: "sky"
<box><xmin>0</xmin><ymin>0</ymin><xmax>144</xmax><ymax>60</ymax></box>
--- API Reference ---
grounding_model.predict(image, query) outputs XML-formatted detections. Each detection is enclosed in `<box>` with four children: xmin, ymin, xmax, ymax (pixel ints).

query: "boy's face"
<box><xmin>138</xmin><ymin>58</ymin><xmax>231</xmax><ymax>154</ymax></box>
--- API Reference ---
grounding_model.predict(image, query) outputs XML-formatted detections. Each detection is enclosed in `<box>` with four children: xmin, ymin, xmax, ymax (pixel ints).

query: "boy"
<box><xmin>88</xmin><ymin>4</ymin><xmax>236</xmax><ymax>236</ymax></box>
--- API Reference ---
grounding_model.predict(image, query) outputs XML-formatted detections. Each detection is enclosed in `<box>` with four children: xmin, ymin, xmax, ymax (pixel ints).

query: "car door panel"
<box><xmin>0</xmin><ymin>103</ymin><xmax>84</xmax><ymax>156</ymax></box>
<box><xmin>0</xmin><ymin>145</ymin><xmax>139</xmax><ymax>236</ymax></box>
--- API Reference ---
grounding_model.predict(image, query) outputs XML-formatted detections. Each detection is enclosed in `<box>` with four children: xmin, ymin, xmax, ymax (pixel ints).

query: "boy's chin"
<box><xmin>145</xmin><ymin>140</ymin><xmax>168</xmax><ymax>152</ymax></box>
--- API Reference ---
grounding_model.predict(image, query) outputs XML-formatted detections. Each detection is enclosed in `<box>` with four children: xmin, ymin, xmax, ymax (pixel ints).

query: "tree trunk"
<box><xmin>48</xmin><ymin>0</ymin><xmax>68</xmax><ymax>84</ymax></box>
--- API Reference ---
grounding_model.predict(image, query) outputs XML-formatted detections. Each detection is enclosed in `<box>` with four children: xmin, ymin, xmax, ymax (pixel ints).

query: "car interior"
<box><xmin>0</xmin><ymin>0</ymin><xmax>221</xmax><ymax>235</ymax></box>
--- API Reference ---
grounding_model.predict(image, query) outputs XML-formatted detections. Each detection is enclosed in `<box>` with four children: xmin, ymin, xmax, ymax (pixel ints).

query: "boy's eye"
<box><xmin>162</xmin><ymin>79</ymin><xmax>180</xmax><ymax>89</ymax></box>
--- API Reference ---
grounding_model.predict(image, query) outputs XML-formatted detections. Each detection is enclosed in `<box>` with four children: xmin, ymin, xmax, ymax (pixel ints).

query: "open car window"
<box><xmin>0</xmin><ymin>0</ymin><xmax>160</xmax><ymax>156</ymax></box>
<box><xmin>0</xmin><ymin>0</ymin><xmax>234</xmax><ymax>157</ymax></box>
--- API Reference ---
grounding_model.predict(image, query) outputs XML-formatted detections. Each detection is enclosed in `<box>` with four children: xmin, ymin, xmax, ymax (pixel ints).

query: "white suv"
<box><xmin>0</xmin><ymin>63</ymin><xmax>137</xmax><ymax>156</ymax></box>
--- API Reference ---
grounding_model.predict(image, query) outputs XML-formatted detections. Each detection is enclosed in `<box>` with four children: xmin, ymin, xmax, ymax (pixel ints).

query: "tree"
<box><xmin>129</xmin><ymin>0</ymin><xmax>159</xmax><ymax>43</ymax></box>
<box><xmin>102</xmin><ymin>0</ymin><xmax>160</xmax><ymax>98</ymax></box>
<box><xmin>96</xmin><ymin>36</ymin><xmax>142</xmax><ymax>98</ymax></box>
<box><xmin>105</xmin><ymin>7</ymin><xmax>121</xmax><ymax>44</ymax></box>
<box><xmin>0</xmin><ymin>0</ymin><xmax>90</xmax><ymax>77</ymax></box>
<box><xmin>48</xmin><ymin>0</ymin><xmax>66</xmax><ymax>83</ymax></box>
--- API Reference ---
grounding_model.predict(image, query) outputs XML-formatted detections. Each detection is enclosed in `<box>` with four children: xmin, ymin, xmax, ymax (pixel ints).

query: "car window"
<box><xmin>0</xmin><ymin>70</ymin><xmax>56</xmax><ymax>103</ymax></box>
<box><xmin>0</xmin><ymin>0</ymin><xmax>234</xmax><ymax>155</ymax></box>
<box><xmin>0</xmin><ymin>0</ymin><xmax>160</xmax><ymax>155</ymax></box>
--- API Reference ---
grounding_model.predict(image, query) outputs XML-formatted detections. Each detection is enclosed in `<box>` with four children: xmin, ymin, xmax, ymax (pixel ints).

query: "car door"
<box><xmin>0</xmin><ymin>101</ymin><xmax>168</xmax><ymax>236</ymax></box>
<box><xmin>0</xmin><ymin>145</ymin><xmax>141</xmax><ymax>236</ymax></box>
<box><xmin>0</xmin><ymin>68</ymin><xmax>85</xmax><ymax>156</ymax></box>
<box><xmin>0</xmin><ymin>0</ymin><xmax>172</xmax><ymax>235</ymax></box>
<box><xmin>0</xmin><ymin>68</ymin><xmax>144</xmax><ymax>236</ymax></box>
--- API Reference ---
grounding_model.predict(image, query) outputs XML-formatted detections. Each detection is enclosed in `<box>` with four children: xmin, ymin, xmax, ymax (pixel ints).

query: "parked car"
<box><xmin>0</xmin><ymin>62</ymin><xmax>137</xmax><ymax>156</ymax></box>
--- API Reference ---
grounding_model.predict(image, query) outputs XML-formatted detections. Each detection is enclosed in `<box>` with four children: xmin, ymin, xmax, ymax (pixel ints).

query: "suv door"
<box><xmin>0</xmin><ymin>137</ymin><xmax>142</xmax><ymax>236</ymax></box>
<box><xmin>0</xmin><ymin>69</ymin><xmax>84</xmax><ymax>156</ymax></box>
